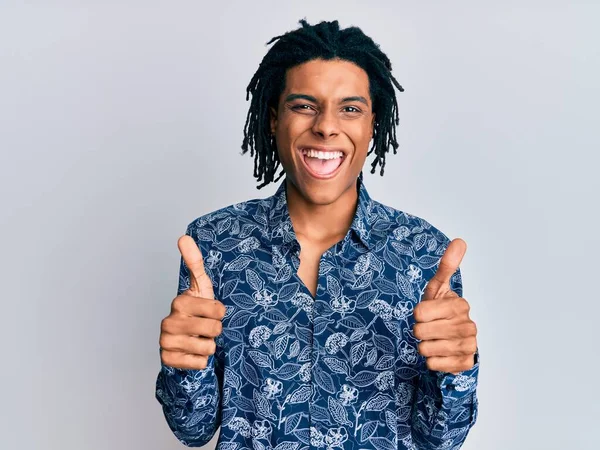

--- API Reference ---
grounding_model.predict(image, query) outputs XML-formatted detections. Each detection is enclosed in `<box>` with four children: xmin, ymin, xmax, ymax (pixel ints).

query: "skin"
<box><xmin>269</xmin><ymin>58</ymin><xmax>376</xmax><ymax>247</ymax></box>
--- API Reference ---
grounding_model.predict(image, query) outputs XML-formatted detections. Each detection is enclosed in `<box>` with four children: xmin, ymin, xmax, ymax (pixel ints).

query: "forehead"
<box><xmin>283</xmin><ymin>58</ymin><xmax>370</xmax><ymax>98</ymax></box>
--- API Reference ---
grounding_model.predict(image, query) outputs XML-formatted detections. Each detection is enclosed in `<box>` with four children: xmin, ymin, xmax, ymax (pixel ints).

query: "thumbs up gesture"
<box><xmin>159</xmin><ymin>235</ymin><xmax>227</xmax><ymax>370</ymax></box>
<box><xmin>413</xmin><ymin>238</ymin><xmax>478</xmax><ymax>375</ymax></box>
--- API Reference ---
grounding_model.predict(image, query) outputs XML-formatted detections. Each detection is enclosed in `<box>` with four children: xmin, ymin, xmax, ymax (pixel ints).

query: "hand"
<box><xmin>413</xmin><ymin>238</ymin><xmax>477</xmax><ymax>375</ymax></box>
<box><xmin>159</xmin><ymin>235</ymin><xmax>226</xmax><ymax>370</ymax></box>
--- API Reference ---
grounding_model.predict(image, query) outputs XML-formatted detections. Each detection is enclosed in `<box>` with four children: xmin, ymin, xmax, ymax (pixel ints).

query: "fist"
<box><xmin>159</xmin><ymin>235</ymin><xmax>226</xmax><ymax>370</ymax></box>
<box><xmin>413</xmin><ymin>238</ymin><xmax>478</xmax><ymax>375</ymax></box>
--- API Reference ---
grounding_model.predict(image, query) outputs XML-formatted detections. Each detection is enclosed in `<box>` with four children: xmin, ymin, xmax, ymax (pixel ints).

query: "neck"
<box><xmin>285</xmin><ymin>178</ymin><xmax>359</xmax><ymax>245</ymax></box>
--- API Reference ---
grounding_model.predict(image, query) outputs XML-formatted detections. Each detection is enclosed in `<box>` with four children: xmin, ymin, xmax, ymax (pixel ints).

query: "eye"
<box><xmin>343</xmin><ymin>106</ymin><xmax>362</xmax><ymax>113</ymax></box>
<box><xmin>291</xmin><ymin>104</ymin><xmax>316</xmax><ymax>112</ymax></box>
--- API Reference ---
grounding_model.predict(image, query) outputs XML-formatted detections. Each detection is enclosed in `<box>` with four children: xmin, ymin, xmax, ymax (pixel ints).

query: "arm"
<box><xmin>411</xmin><ymin>266</ymin><xmax>480</xmax><ymax>449</ymax></box>
<box><xmin>155</xmin><ymin>224</ymin><xmax>224</xmax><ymax>447</ymax></box>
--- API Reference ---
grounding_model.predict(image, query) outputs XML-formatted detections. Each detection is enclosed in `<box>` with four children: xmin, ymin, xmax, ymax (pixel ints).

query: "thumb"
<box><xmin>177</xmin><ymin>235</ymin><xmax>215</xmax><ymax>300</ymax></box>
<box><xmin>422</xmin><ymin>238</ymin><xmax>467</xmax><ymax>300</ymax></box>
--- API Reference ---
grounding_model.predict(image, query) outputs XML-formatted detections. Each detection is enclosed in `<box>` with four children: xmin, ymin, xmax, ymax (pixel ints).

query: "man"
<box><xmin>156</xmin><ymin>19</ymin><xmax>479</xmax><ymax>450</ymax></box>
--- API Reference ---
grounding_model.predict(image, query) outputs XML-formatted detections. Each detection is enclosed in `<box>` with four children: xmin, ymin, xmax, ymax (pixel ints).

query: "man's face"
<box><xmin>270</xmin><ymin>58</ymin><xmax>375</xmax><ymax>206</ymax></box>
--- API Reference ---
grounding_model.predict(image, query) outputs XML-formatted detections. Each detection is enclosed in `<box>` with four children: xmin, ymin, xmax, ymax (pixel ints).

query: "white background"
<box><xmin>1</xmin><ymin>1</ymin><xmax>598</xmax><ymax>448</ymax></box>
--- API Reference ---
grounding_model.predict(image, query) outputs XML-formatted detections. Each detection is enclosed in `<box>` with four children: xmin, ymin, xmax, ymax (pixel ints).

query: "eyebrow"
<box><xmin>284</xmin><ymin>93</ymin><xmax>370</xmax><ymax>106</ymax></box>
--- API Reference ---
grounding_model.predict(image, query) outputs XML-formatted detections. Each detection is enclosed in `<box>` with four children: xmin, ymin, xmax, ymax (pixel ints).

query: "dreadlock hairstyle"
<box><xmin>241</xmin><ymin>19</ymin><xmax>405</xmax><ymax>189</ymax></box>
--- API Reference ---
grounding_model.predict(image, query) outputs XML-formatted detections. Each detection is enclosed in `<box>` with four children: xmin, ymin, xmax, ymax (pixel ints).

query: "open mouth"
<box><xmin>299</xmin><ymin>147</ymin><xmax>347</xmax><ymax>179</ymax></box>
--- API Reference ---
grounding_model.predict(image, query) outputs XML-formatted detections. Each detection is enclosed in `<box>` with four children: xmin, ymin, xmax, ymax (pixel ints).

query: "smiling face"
<box><xmin>269</xmin><ymin>58</ymin><xmax>375</xmax><ymax>206</ymax></box>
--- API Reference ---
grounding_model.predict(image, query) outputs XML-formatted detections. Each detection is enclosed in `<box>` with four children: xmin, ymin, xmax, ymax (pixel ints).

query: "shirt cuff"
<box><xmin>435</xmin><ymin>348</ymin><xmax>480</xmax><ymax>401</ymax></box>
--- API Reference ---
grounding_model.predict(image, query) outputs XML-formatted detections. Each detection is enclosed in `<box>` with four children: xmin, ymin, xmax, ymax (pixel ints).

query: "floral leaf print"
<box><xmin>326</xmin><ymin>275</ymin><xmax>342</xmax><ymax>298</ymax></box>
<box><xmin>273</xmin><ymin>442</ymin><xmax>300</xmax><ymax>450</ymax></box>
<box><xmin>416</xmin><ymin>253</ymin><xmax>442</xmax><ymax>269</ymax></box>
<box><xmin>355</xmin><ymin>289</ymin><xmax>378</xmax><ymax>308</ymax></box>
<box><xmin>293</xmin><ymin>324</ymin><xmax>311</xmax><ymax>344</ymax></box>
<box><xmin>349</xmin><ymin>329</ymin><xmax>368</xmax><ymax>342</ymax></box>
<box><xmin>246</xmin><ymin>268</ymin><xmax>264</xmax><ymax>291</ymax></box>
<box><xmin>217</xmin><ymin>442</ymin><xmax>239</xmax><ymax>450</ymax></box>
<box><xmin>156</xmin><ymin>177</ymin><xmax>479</xmax><ymax>449</ymax></box>
<box><xmin>347</xmin><ymin>370</ymin><xmax>378</xmax><ymax>387</ymax></box>
<box><xmin>240</xmin><ymin>360</ymin><xmax>259</xmax><ymax>386</ymax></box>
<box><xmin>273</xmin><ymin>265</ymin><xmax>292</xmax><ymax>283</ymax></box>
<box><xmin>365</xmin><ymin>393</ymin><xmax>392</xmax><ymax>412</ymax></box>
<box><xmin>273</xmin><ymin>363</ymin><xmax>302</xmax><ymax>380</ymax></box>
<box><xmin>238</xmin><ymin>223</ymin><xmax>257</xmax><ymax>238</ymax></box>
<box><xmin>284</xmin><ymin>413</ymin><xmax>303</xmax><ymax>434</ymax></box>
<box><xmin>254</xmin><ymin>389</ymin><xmax>277</xmax><ymax>421</ymax></box>
<box><xmin>339</xmin><ymin>267</ymin><xmax>357</xmax><ymax>283</ymax></box>
<box><xmin>229</xmin><ymin>292</ymin><xmax>256</xmax><ymax>309</ymax></box>
<box><xmin>370</xmin><ymin>437</ymin><xmax>396</xmax><ymax>450</ymax></box>
<box><xmin>337</xmin><ymin>315</ymin><xmax>366</xmax><ymax>330</ymax></box>
<box><xmin>322</xmin><ymin>357</ymin><xmax>350</xmax><ymax>375</ymax></box>
<box><xmin>350</xmin><ymin>341</ymin><xmax>366</xmax><ymax>366</ymax></box>
<box><xmin>413</xmin><ymin>233</ymin><xmax>427</xmax><ymax>251</ymax></box>
<box><xmin>226</xmin><ymin>254</ymin><xmax>254</xmax><ymax>271</ymax></box>
<box><xmin>247</xmin><ymin>350</ymin><xmax>274</xmax><ymax>370</ymax></box>
<box><xmin>256</xmin><ymin>260</ymin><xmax>278</xmax><ymax>277</ymax></box>
<box><xmin>310</xmin><ymin>404</ymin><xmax>332</xmax><ymax>425</ymax></box>
<box><xmin>228</xmin><ymin>309</ymin><xmax>254</xmax><ymax>329</ymax></box>
<box><xmin>374</xmin><ymin>355</ymin><xmax>395</xmax><ymax>370</ymax></box>
<box><xmin>383</xmin><ymin>246</ymin><xmax>404</xmax><ymax>270</ymax></box>
<box><xmin>215</xmin><ymin>237</ymin><xmax>242</xmax><ymax>252</ymax></box>
<box><xmin>287</xmin><ymin>385</ymin><xmax>312</xmax><ymax>404</ymax></box>
<box><xmin>196</xmin><ymin>227</ymin><xmax>215</xmax><ymax>242</ymax></box>
<box><xmin>224</xmin><ymin>367</ymin><xmax>241</xmax><ymax>390</ymax></box>
<box><xmin>222</xmin><ymin>278</ymin><xmax>239</xmax><ymax>299</ymax></box>
<box><xmin>372</xmin><ymin>277</ymin><xmax>399</xmax><ymax>296</ymax></box>
<box><xmin>396</xmin><ymin>272</ymin><xmax>417</xmax><ymax>301</ymax></box>
<box><xmin>217</xmin><ymin>217</ymin><xmax>232</xmax><ymax>235</ymax></box>
<box><xmin>292</xmin><ymin>429</ymin><xmax>311</xmax><ymax>445</ymax></box>
<box><xmin>313</xmin><ymin>365</ymin><xmax>336</xmax><ymax>394</ymax></box>
<box><xmin>220</xmin><ymin>407</ymin><xmax>237</xmax><ymax>427</ymax></box>
<box><xmin>274</xmin><ymin>335</ymin><xmax>289</xmax><ymax>359</ymax></box>
<box><xmin>360</xmin><ymin>421</ymin><xmax>378</xmax><ymax>442</ymax></box>
<box><xmin>373</xmin><ymin>334</ymin><xmax>394</xmax><ymax>355</ymax></box>
<box><xmin>314</xmin><ymin>317</ymin><xmax>334</xmax><ymax>335</ymax></box>
<box><xmin>231</xmin><ymin>395</ymin><xmax>255</xmax><ymax>413</ymax></box>
<box><xmin>278</xmin><ymin>283</ymin><xmax>299</xmax><ymax>302</ymax></box>
<box><xmin>328</xmin><ymin>397</ymin><xmax>353</xmax><ymax>427</ymax></box>
<box><xmin>352</xmin><ymin>271</ymin><xmax>373</xmax><ymax>290</ymax></box>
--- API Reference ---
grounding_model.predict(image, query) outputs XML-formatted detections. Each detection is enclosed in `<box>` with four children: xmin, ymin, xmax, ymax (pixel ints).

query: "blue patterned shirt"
<box><xmin>156</xmin><ymin>176</ymin><xmax>479</xmax><ymax>449</ymax></box>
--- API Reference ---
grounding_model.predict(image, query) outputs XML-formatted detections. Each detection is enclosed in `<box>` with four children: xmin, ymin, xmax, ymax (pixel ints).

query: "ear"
<box><xmin>269</xmin><ymin>106</ymin><xmax>278</xmax><ymax>135</ymax></box>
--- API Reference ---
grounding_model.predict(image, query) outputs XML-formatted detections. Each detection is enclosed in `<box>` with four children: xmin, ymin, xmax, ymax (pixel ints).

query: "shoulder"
<box><xmin>185</xmin><ymin>195</ymin><xmax>272</xmax><ymax>236</ymax></box>
<box><xmin>370</xmin><ymin>198</ymin><xmax>454</xmax><ymax>254</ymax></box>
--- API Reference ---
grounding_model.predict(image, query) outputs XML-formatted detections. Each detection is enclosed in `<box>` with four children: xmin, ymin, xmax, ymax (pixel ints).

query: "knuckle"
<box><xmin>207</xmin><ymin>339</ymin><xmax>217</xmax><ymax>355</ymax></box>
<box><xmin>413</xmin><ymin>324</ymin><xmax>421</xmax><ymax>339</ymax></box>
<box><xmin>413</xmin><ymin>305</ymin><xmax>422</xmax><ymax>322</ymax></box>
<box><xmin>206</xmin><ymin>319</ymin><xmax>222</xmax><ymax>337</ymax></box>
<box><xmin>213</xmin><ymin>300</ymin><xmax>226</xmax><ymax>318</ymax></box>
<box><xmin>161</xmin><ymin>317</ymin><xmax>173</xmax><ymax>334</ymax></box>
<box><xmin>425</xmin><ymin>358</ymin><xmax>436</xmax><ymax>371</ymax></box>
<box><xmin>461</xmin><ymin>298</ymin><xmax>470</xmax><ymax>314</ymax></box>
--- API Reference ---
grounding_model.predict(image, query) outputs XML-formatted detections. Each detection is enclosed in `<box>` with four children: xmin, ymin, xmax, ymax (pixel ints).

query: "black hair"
<box><xmin>241</xmin><ymin>19</ymin><xmax>404</xmax><ymax>189</ymax></box>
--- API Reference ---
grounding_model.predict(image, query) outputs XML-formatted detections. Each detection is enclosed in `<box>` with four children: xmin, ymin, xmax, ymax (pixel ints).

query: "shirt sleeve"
<box><xmin>411</xmin><ymin>265</ymin><xmax>480</xmax><ymax>449</ymax></box>
<box><xmin>154</xmin><ymin>222</ymin><xmax>223</xmax><ymax>446</ymax></box>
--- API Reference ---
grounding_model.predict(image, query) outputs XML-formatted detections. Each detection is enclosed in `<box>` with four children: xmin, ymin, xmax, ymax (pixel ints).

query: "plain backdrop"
<box><xmin>1</xmin><ymin>1</ymin><xmax>598</xmax><ymax>449</ymax></box>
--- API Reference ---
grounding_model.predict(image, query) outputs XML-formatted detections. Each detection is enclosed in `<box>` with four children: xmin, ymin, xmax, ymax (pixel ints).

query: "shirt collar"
<box><xmin>266</xmin><ymin>175</ymin><xmax>375</xmax><ymax>251</ymax></box>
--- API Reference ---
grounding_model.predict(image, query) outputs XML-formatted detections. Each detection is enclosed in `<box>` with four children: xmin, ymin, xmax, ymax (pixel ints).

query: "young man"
<box><xmin>156</xmin><ymin>19</ymin><xmax>479</xmax><ymax>450</ymax></box>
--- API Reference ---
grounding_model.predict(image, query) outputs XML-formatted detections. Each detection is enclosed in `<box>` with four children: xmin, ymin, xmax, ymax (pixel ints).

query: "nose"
<box><xmin>311</xmin><ymin>108</ymin><xmax>339</xmax><ymax>139</ymax></box>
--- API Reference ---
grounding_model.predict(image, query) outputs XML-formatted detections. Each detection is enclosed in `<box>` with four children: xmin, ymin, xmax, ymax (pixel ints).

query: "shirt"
<box><xmin>155</xmin><ymin>175</ymin><xmax>480</xmax><ymax>449</ymax></box>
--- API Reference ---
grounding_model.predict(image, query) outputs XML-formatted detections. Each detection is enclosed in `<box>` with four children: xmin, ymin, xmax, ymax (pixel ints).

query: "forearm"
<box><xmin>411</xmin><ymin>350</ymin><xmax>479</xmax><ymax>449</ymax></box>
<box><xmin>155</xmin><ymin>355</ymin><xmax>222</xmax><ymax>447</ymax></box>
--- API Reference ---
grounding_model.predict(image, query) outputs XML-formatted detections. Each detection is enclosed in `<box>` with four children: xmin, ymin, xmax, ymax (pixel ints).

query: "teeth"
<box><xmin>302</xmin><ymin>149</ymin><xmax>344</xmax><ymax>160</ymax></box>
